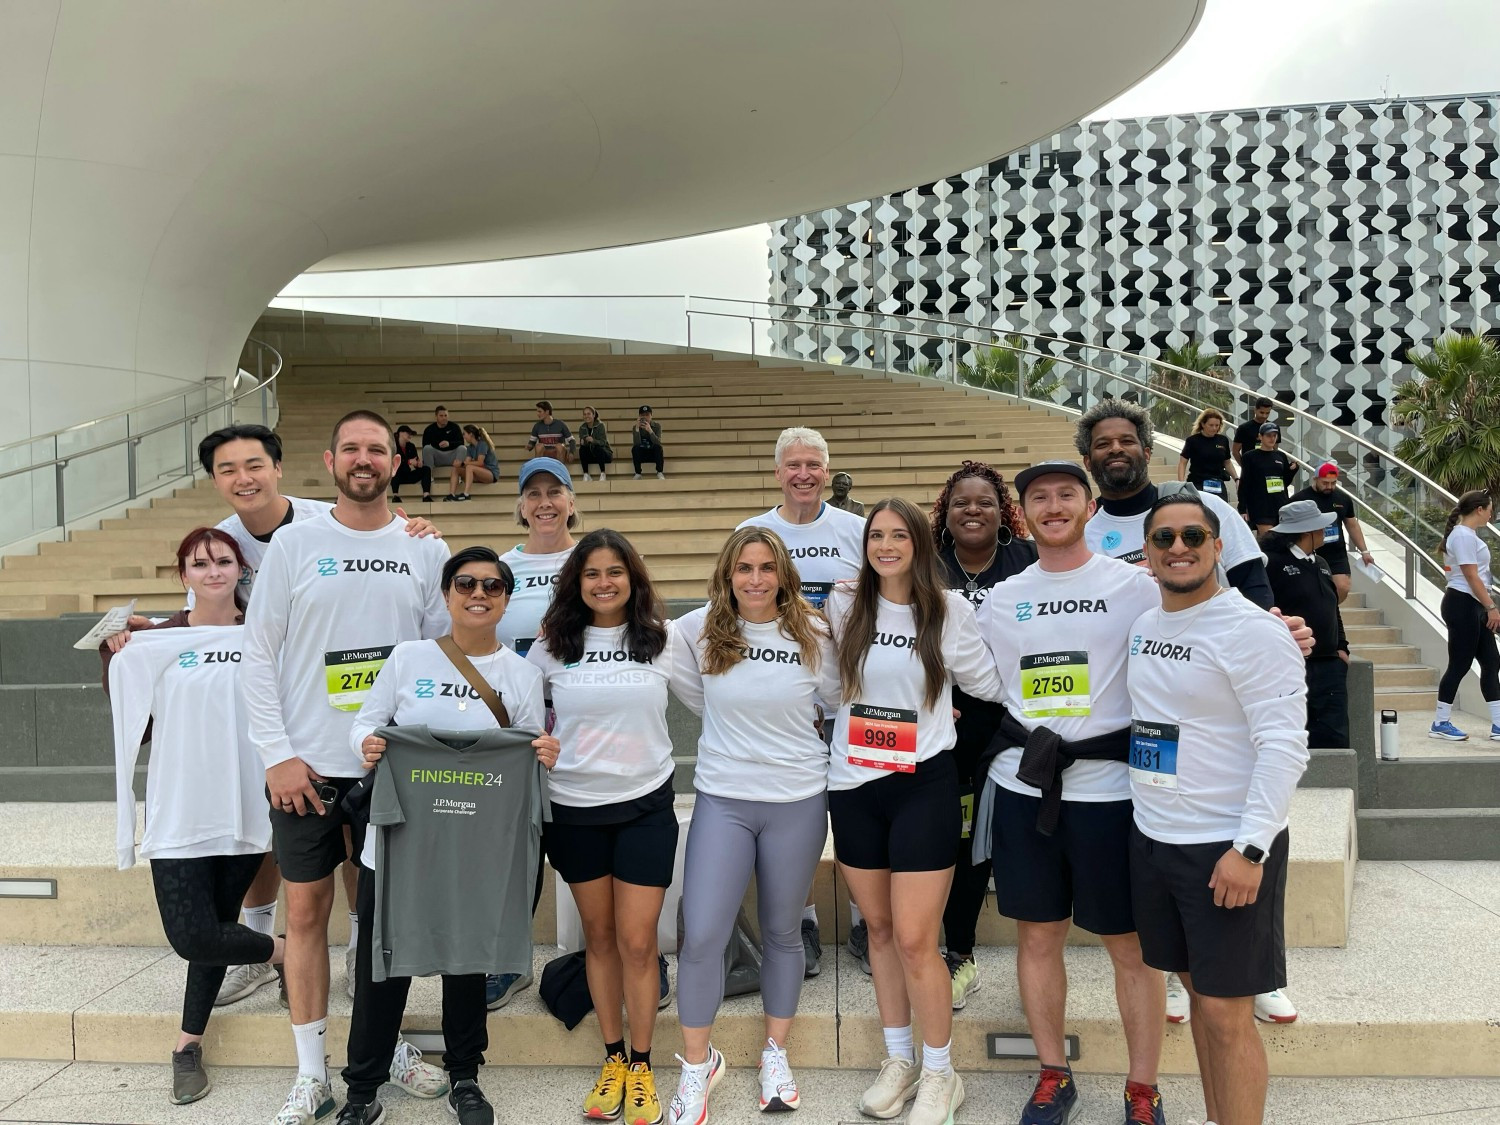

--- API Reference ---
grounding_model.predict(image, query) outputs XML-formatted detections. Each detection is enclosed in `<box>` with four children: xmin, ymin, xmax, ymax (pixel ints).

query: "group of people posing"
<box><xmin>107</xmin><ymin>400</ymin><xmax>1329</xmax><ymax>1125</ymax></box>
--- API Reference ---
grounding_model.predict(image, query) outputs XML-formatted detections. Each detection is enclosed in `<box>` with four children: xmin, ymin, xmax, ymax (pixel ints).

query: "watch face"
<box><xmin>1241</xmin><ymin>845</ymin><xmax>1266</xmax><ymax>864</ymax></box>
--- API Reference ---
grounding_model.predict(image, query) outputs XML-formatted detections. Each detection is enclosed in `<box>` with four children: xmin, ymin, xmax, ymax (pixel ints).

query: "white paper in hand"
<box><xmin>74</xmin><ymin>600</ymin><xmax>138</xmax><ymax>650</ymax></box>
<box><xmin>1351</xmin><ymin>556</ymin><xmax>1386</xmax><ymax>584</ymax></box>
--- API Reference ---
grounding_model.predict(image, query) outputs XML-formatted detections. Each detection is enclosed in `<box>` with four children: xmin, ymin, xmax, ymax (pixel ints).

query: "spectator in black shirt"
<box><xmin>1239</xmin><ymin>423</ymin><xmax>1302</xmax><ymax>533</ymax></box>
<box><xmin>527</xmin><ymin>400</ymin><xmax>575</xmax><ymax>464</ymax></box>
<box><xmin>1264</xmin><ymin>500</ymin><xmax>1350</xmax><ymax>747</ymax></box>
<box><xmin>390</xmin><ymin>426</ymin><xmax>433</xmax><ymax>503</ymax></box>
<box><xmin>1290</xmin><ymin>462</ymin><xmax>1375</xmax><ymax>603</ymax></box>
<box><xmin>1232</xmin><ymin>397</ymin><xmax>1275</xmax><ymax>468</ymax></box>
<box><xmin>1176</xmin><ymin>407</ymin><xmax>1235</xmax><ymax>502</ymax></box>
<box><xmin>421</xmin><ymin>405</ymin><xmax>468</xmax><ymax>471</ymax></box>
<box><xmin>631</xmin><ymin>405</ymin><xmax>665</xmax><ymax>478</ymax></box>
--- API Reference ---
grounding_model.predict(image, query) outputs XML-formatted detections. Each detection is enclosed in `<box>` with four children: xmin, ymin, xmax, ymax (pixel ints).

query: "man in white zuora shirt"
<box><xmin>241</xmin><ymin>410</ymin><xmax>451</xmax><ymax>1125</ymax></box>
<box><xmin>1126</xmin><ymin>490</ymin><xmax>1308</xmax><ymax>1125</ymax></box>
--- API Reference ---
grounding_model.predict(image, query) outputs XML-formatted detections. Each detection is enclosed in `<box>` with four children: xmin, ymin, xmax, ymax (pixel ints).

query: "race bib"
<box><xmin>799</xmin><ymin>581</ymin><xmax>833</xmax><ymax>609</ymax></box>
<box><xmin>1201</xmin><ymin>478</ymin><xmax>1224</xmax><ymax>495</ymax></box>
<box><xmin>1019</xmin><ymin>651</ymin><xmax>1091</xmax><ymax>718</ymax></box>
<box><xmin>324</xmin><ymin>646</ymin><xmax>393</xmax><ymax>712</ymax></box>
<box><xmin>1129</xmin><ymin>720</ymin><xmax>1180</xmax><ymax>790</ymax></box>
<box><xmin>1323</xmin><ymin>523</ymin><xmax>1340</xmax><ymax>543</ymax></box>
<box><xmin>847</xmin><ymin>704</ymin><xmax>917</xmax><ymax>773</ymax></box>
<box><xmin>960</xmin><ymin>791</ymin><xmax>975</xmax><ymax>840</ymax></box>
<box><xmin>1265</xmin><ymin>476</ymin><xmax>1285</xmax><ymax>494</ymax></box>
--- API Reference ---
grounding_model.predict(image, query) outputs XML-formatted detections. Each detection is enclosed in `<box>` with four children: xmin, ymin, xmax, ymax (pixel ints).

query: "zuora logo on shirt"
<box><xmin>1019</xmin><ymin>599</ymin><xmax>1107</xmax><ymax>621</ymax></box>
<box><xmin>1016</xmin><ymin>601</ymin><xmax>1034</xmax><ymax>622</ymax></box>
<box><xmin>177</xmin><ymin>650</ymin><xmax>241</xmax><ymax>669</ymax></box>
<box><xmin>789</xmin><ymin>546</ymin><xmax>842</xmax><ymax>560</ymax></box>
<box><xmin>315</xmin><ymin>558</ymin><xmax>413</xmax><ymax>577</ymax></box>
<box><xmin>178</xmin><ymin>651</ymin><xmax>199</xmax><ymax>669</ymax></box>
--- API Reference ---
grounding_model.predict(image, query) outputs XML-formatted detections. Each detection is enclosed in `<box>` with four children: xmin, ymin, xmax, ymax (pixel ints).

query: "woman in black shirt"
<box><xmin>1176</xmin><ymin>407</ymin><xmax>1235</xmax><ymax>502</ymax></box>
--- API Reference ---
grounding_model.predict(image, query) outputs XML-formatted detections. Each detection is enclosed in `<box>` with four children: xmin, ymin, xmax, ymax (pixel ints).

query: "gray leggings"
<box><xmin>676</xmin><ymin>790</ymin><xmax>827</xmax><ymax>1028</ymax></box>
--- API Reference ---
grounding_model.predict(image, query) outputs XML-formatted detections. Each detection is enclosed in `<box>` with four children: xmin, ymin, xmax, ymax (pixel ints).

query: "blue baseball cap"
<box><xmin>518</xmin><ymin>457</ymin><xmax>573</xmax><ymax>493</ymax></box>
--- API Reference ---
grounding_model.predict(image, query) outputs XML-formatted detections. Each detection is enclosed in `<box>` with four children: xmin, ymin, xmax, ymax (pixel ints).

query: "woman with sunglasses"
<box><xmin>103</xmin><ymin>527</ymin><xmax>282</xmax><ymax>1106</ymax></box>
<box><xmin>527</xmin><ymin>529</ymin><xmax>679</xmax><ymax>1125</ymax></box>
<box><xmin>929</xmin><ymin>461</ymin><xmax>1037</xmax><ymax>1010</ymax></box>
<box><xmin>343</xmin><ymin>546</ymin><xmax>558</xmax><ymax>1125</ymax></box>
<box><xmin>827</xmin><ymin>497</ymin><xmax>1002</xmax><ymax>1125</ymax></box>
<box><xmin>664</xmin><ymin>526</ymin><xmax>841</xmax><ymax>1122</ymax></box>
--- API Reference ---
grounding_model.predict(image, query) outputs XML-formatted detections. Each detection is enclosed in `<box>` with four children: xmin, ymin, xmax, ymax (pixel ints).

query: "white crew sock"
<box><xmin>802</xmin><ymin>905</ymin><xmax>817</xmax><ymax>924</ymax></box>
<box><xmin>292</xmin><ymin>1019</ymin><xmax>328</xmax><ymax>1081</ymax></box>
<box><xmin>921</xmin><ymin>1040</ymin><xmax>952</xmax><ymax>1075</ymax></box>
<box><xmin>1488</xmin><ymin>700</ymin><xmax>1500</xmax><ymax>726</ymax></box>
<box><xmin>882</xmin><ymin>1025</ymin><xmax>914</xmax><ymax>1064</ymax></box>
<box><xmin>347</xmin><ymin>912</ymin><xmax>359</xmax><ymax>953</ymax></box>
<box><xmin>1435</xmin><ymin>701</ymin><xmax>1454</xmax><ymax>723</ymax></box>
<box><xmin>241</xmin><ymin>901</ymin><xmax>276</xmax><ymax>939</ymax></box>
<box><xmin>850</xmin><ymin>902</ymin><xmax>864</xmax><ymax>927</ymax></box>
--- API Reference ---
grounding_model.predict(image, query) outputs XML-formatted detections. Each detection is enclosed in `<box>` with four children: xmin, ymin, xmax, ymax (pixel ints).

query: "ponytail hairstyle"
<box><xmin>701</xmin><ymin>526</ymin><xmax>827</xmax><ymax>676</ymax></box>
<box><xmin>836</xmin><ymin>497</ymin><xmax>950</xmax><ymax>710</ymax></box>
<box><xmin>462</xmin><ymin>423</ymin><xmax>495</xmax><ymax>451</ymax></box>
<box><xmin>1438</xmin><ymin>490</ymin><xmax>1493</xmax><ymax>557</ymax></box>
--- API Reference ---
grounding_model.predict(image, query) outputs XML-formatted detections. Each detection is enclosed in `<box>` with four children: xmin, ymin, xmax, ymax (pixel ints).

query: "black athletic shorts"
<box><xmin>1319</xmin><ymin>546</ymin><xmax>1351</xmax><ymax>576</ymax></box>
<box><xmin>829</xmin><ymin>751</ymin><xmax>959</xmax><ymax>873</ymax></box>
<box><xmin>990</xmin><ymin>785</ymin><xmax>1136</xmax><ymax>935</ymax></box>
<box><xmin>1129</xmin><ymin>824</ymin><xmax>1289</xmax><ymax>998</ymax></box>
<box><xmin>545</xmin><ymin>803</ymin><xmax>679</xmax><ymax>887</ymax></box>
<box><xmin>266</xmin><ymin>775</ymin><xmax>362</xmax><ymax>884</ymax></box>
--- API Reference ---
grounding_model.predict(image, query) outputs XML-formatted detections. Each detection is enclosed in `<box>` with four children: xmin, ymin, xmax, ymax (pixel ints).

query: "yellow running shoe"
<box><xmin>584</xmin><ymin>1053</ymin><xmax>628</xmax><ymax>1120</ymax></box>
<box><xmin>624</xmin><ymin>1062</ymin><xmax>663</xmax><ymax>1125</ymax></box>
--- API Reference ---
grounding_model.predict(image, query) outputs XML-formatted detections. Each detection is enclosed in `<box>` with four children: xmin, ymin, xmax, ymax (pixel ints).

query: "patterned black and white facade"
<box><xmin>769</xmin><ymin>93</ymin><xmax>1500</xmax><ymax>442</ymax></box>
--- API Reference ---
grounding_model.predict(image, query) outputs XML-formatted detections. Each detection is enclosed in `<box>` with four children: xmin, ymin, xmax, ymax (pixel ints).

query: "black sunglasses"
<box><xmin>1148</xmin><ymin>525</ymin><xmax>1214</xmax><ymax>549</ymax></box>
<box><xmin>451</xmin><ymin>575</ymin><xmax>510</xmax><ymax>596</ymax></box>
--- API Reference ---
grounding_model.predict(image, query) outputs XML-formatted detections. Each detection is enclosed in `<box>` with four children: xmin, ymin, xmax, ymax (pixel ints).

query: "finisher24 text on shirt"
<box><xmin>737</xmin><ymin>426</ymin><xmax>864</xmax><ymax>610</ymax></box>
<box><xmin>239</xmin><ymin>409</ymin><xmax>450</xmax><ymax>1125</ymax></box>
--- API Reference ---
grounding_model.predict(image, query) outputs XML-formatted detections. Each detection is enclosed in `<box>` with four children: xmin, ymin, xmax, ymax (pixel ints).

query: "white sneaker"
<box><xmin>758</xmin><ymin>1038</ymin><xmax>799</xmax><ymax>1112</ymax></box>
<box><xmin>389</xmin><ymin>1036</ymin><xmax>448</xmax><ymax>1098</ymax></box>
<box><xmin>657</xmin><ymin>471</ymin><xmax>666</xmax><ymax>479</ymax></box>
<box><xmin>345</xmin><ymin>946</ymin><xmax>357</xmax><ymax>1000</ymax></box>
<box><xmin>216</xmin><ymin>962</ymin><xmax>275</xmax><ymax>1006</ymax></box>
<box><xmin>271</xmin><ymin>1073</ymin><xmax>334</xmax><ymax>1124</ymax></box>
<box><xmin>857</xmin><ymin>1056</ymin><xmax>919</xmax><ymax>1119</ymax></box>
<box><xmin>907</xmin><ymin>1068</ymin><xmax>964</xmax><ymax>1125</ymax></box>
<box><xmin>599</xmin><ymin>472</ymin><xmax>607</xmax><ymax>480</ymax></box>
<box><xmin>1254</xmin><ymin>988</ymin><xmax>1298</xmax><ymax>1023</ymax></box>
<box><xmin>1165</xmin><ymin>972</ymin><xmax>1190</xmax><ymax>1023</ymax></box>
<box><xmin>666</xmin><ymin>1045</ymin><xmax>724</xmax><ymax>1125</ymax></box>
<box><xmin>634</xmin><ymin>472</ymin><xmax>642</xmax><ymax>479</ymax></box>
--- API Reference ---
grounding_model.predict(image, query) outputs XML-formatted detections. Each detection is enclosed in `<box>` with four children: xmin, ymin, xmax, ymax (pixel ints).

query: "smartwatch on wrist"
<box><xmin>1236</xmin><ymin>843</ymin><xmax>1266</xmax><ymax>865</ymax></box>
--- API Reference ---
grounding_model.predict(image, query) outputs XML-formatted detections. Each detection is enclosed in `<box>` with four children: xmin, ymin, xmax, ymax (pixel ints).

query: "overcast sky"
<box><xmin>286</xmin><ymin>0</ymin><xmax>1500</xmax><ymax>305</ymax></box>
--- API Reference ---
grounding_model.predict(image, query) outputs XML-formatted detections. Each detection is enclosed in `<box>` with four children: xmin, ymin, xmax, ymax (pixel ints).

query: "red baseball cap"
<box><xmin>1317</xmin><ymin>462</ymin><xmax>1340</xmax><ymax>478</ymax></box>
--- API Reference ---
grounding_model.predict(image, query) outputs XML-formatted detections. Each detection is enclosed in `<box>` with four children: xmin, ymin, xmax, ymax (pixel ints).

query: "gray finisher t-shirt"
<box><xmin>370</xmin><ymin>725</ymin><xmax>547</xmax><ymax>981</ymax></box>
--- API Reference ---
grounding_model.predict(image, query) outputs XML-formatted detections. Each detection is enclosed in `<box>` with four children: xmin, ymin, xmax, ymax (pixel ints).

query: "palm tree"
<box><xmin>1391</xmin><ymin>332</ymin><xmax>1500</xmax><ymax>497</ymax></box>
<box><xmin>1149</xmin><ymin>339</ymin><xmax>1235</xmax><ymax>438</ymax></box>
<box><xmin>957</xmin><ymin>335</ymin><xmax>1063</xmax><ymax>400</ymax></box>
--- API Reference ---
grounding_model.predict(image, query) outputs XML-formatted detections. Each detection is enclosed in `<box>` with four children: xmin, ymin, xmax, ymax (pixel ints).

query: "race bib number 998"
<box><xmin>324</xmin><ymin>646</ymin><xmax>393</xmax><ymax>712</ymax></box>
<box><xmin>847</xmin><ymin>704</ymin><xmax>918</xmax><ymax>773</ymax></box>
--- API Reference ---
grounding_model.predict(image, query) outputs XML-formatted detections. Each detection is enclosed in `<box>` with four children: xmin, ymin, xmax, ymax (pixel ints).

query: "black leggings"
<box><xmin>391</xmin><ymin>464</ymin><xmax>432</xmax><ymax>494</ymax></box>
<box><xmin>151</xmin><ymin>854</ymin><xmax>275</xmax><ymax>1036</ymax></box>
<box><xmin>1439</xmin><ymin>589</ymin><xmax>1500</xmax><ymax>703</ymax></box>
<box><xmin>343</xmin><ymin>866</ymin><xmax>488</xmax><ymax>1105</ymax></box>
<box><xmin>941</xmin><ymin>692</ymin><xmax>1000</xmax><ymax>954</ymax></box>
<box><xmin>632</xmin><ymin>447</ymin><xmax>665</xmax><ymax>474</ymax></box>
<box><xmin>579</xmin><ymin>447</ymin><xmax>613</xmax><ymax>473</ymax></box>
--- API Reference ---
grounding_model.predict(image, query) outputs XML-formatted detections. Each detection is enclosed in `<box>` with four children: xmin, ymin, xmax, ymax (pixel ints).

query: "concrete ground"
<box><xmin>1391</xmin><ymin>705</ymin><xmax>1500</xmax><ymax>758</ymax></box>
<box><xmin>3</xmin><ymin>1061</ymin><xmax>1500</xmax><ymax>1124</ymax></box>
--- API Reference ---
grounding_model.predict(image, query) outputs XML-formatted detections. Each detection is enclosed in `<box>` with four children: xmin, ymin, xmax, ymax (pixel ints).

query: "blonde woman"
<box><xmin>665</xmin><ymin>527</ymin><xmax>840</xmax><ymax>1122</ymax></box>
<box><xmin>450</xmin><ymin>424</ymin><xmax>499</xmax><ymax>500</ymax></box>
<box><xmin>1176</xmin><ymin>408</ymin><xmax>1235</xmax><ymax>501</ymax></box>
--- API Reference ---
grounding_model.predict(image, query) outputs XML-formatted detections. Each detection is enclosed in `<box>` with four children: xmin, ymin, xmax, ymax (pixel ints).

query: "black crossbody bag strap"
<box><xmin>436</xmin><ymin>635</ymin><xmax>511</xmax><ymax>727</ymax></box>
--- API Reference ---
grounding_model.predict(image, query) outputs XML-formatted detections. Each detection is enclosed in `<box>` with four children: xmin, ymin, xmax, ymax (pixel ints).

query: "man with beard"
<box><xmin>973</xmin><ymin>461</ymin><xmax>1168</xmax><ymax>1125</ymax></box>
<box><xmin>1126</xmin><ymin>491</ymin><xmax>1308</xmax><ymax>1125</ymax></box>
<box><xmin>1078</xmin><ymin>400</ymin><xmax>1273</xmax><ymax>608</ymax></box>
<box><xmin>242</xmin><ymin>410</ymin><xmax>452</xmax><ymax>1125</ymax></box>
<box><xmin>1289</xmin><ymin>462</ymin><xmax>1374</xmax><ymax>604</ymax></box>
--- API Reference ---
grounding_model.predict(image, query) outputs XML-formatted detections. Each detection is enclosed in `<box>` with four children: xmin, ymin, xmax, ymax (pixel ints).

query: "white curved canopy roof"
<box><xmin>0</xmin><ymin>0</ymin><xmax>1202</xmax><ymax>437</ymax></box>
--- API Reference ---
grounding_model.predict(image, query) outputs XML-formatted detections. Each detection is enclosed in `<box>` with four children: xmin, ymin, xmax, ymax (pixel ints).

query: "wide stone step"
<box><xmin>1372</xmin><ymin>664</ymin><xmax>1439</xmax><ymax>689</ymax></box>
<box><xmin>0</xmin><ymin>790</ymin><xmax>1356</xmax><ymax>950</ymax></box>
<box><xmin>1374</xmin><ymin>687</ymin><xmax>1440</xmax><ymax>712</ymax></box>
<box><xmin>1</xmin><ymin>861</ymin><xmax>1489</xmax><ymax>1077</ymax></box>
<box><xmin>1357</xmin><ymin>807</ymin><xmax>1500</xmax><ymax>859</ymax></box>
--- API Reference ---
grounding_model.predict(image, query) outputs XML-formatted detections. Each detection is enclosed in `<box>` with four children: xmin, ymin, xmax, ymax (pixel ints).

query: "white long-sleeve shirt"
<box><xmin>526</xmin><ymin>621</ymin><xmax>678</xmax><ymax>807</ymax></box>
<box><xmin>1126</xmin><ymin>587</ymin><xmax>1310</xmax><ymax>851</ymax></box>
<box><xmin>825</xmin><ymin>588</ymin><xmax>1002</xmax><ymax>791</ymax></box>
<box><xmin>670</xmin><ymin>606</ymin><xmax>841</xmax><ymax>802</ymax></box>
<box><xmin>239</xmin><ymin>512</ymin><xmax>450</xmax><ymax>778</ymax></box>
<box><xmin>108</xmin><ymin>625</ymin><xmax>270</xmax><ymax>869</ymax></box>
<box><xmin>496</xmin><ymin>544</ymin><xmax>574</xmax><ymax>654</ymax></box>
<box><xmin>352</xmin><ymin>638</ymin><xmax>546</xmax><ymax>867</ymax></box>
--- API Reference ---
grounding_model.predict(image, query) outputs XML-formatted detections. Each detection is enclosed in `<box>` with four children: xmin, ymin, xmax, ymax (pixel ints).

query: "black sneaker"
<box><xmin>422</xmin><ymin>493</ymin><xmax>434</xmax><ymax>502</ymax></box>
<box><xmin>447</xmin><ymin>1078</ymin><xmax>494</xmax><ymax>1125</ymax></box>
<box><xmin>390</xmin><ymin>493</ymin><xmax>401</xmax><ymax>504</ymax></box>
<box><xmin>336</xmin><ymin>1098</ymin><xmax>384</xmax><ymax>1124</ymax></box>
<box><xmin>847</xmin><ymin>920</ymin><xmax>872</xmax><ymax>974</ymax></box>
<box><xmin>657</xmin><ymin>953</ymin><xmax>672</xmax><ymax>1010</ymax></box>
<box><xmin>170</xmin><ymin>1042</ymin><xmax>209</xmax><ymax>1104</ymax></box>
<box><xmin>801</xmin><ymin>918</ymin><xmax>822</xmax><ymax>978</ymax></box>
<box><xmin>443</xmin><ymin>494</ymin><xmax>458</xmax><ymax>502</ymax></box>
<box><xmin>1020</xmin><ymin>1066</ymin><xmax>1077</xmax><ymax>1124</ymax></box>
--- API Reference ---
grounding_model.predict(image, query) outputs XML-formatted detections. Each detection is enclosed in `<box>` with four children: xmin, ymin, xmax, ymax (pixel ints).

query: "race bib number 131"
<box><xmin>847</xmin><ymin>704</ymin><xmax>918</xmax><ymax>773</ymax></box>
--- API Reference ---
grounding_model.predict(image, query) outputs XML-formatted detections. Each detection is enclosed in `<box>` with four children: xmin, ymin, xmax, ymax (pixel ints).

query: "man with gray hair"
<box><xmin>1076</xmin><ymin>399</ymin><xmax>1273</xmax><ymax>608</ymax></box>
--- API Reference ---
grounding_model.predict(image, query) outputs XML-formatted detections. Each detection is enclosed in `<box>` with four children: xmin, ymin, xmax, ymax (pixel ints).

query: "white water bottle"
<box><xmin>1379</xmin><ymin>709</ymin><xmax>1400</xmax><ymax>761</ymax></box>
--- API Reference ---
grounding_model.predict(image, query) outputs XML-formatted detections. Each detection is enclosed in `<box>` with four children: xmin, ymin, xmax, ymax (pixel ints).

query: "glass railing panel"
<box><xmin>59</xmin><ymin>444</ymin><xmax>131</xmax><ymax>526</ymax></box>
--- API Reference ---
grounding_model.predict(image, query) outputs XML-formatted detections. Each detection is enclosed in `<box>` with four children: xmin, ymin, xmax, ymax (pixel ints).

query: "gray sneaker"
<box><xmin>801</xmin><ymin>919</ymin><xmax>822</xmax><ymax>978</ymax></box>
<box><xmin>170</xmin><ymin>1042</ymin><xmax>209</xmax><ymax>1105</ymax></box>
<box><xmin>848</xmin><ymin>920</ymin><xmax>872</xmax><ymax>974</ymax></box>
<box><xmin>216</xmin><ymin>961</ymin><xmax>276</xmax><ymax>1006</ymax></box>
<box><xmin>345</xmin><ymin>945</ymin><xmax>357</xmax><ymax>1000</ymax></box>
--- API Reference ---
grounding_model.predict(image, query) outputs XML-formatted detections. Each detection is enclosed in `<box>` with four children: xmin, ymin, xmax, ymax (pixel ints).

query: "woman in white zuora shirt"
<box><xmin>1432</xmin><ymin>489</ymin><xmax>1500</xmax><ymax>741</ymax></box>
<box><xmin>826</xmin><ymin>496</ymin><xmax>1003</xmax><ymax>1125</ymax></box>
<box><xmin>497</xmin><ymin>457</ymin><xmax>580</xmax><ymax>656</ymax></box>
<box><xmin>526</xmin><ymin>528</ymin><xmax>678</xmax><ymax>1125</ymax></box>
<box><xmin>664</xmin><ymin>526</ymin><xmax>841</xmax><ymax>1124</ymax></box>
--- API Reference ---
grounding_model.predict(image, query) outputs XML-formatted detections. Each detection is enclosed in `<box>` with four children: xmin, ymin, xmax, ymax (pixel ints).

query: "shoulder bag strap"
<box><xmin>435</xmin><ymin>635</ymin><xmax>511</xmax><ymax>727</ymax></box>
